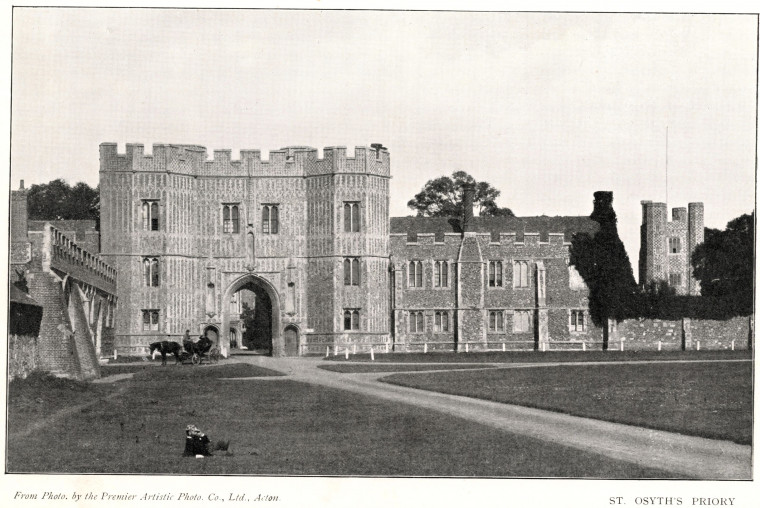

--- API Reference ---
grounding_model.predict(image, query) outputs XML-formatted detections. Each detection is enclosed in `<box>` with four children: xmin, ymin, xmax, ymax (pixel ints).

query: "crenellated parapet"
<box><xmin>100</xmin><ymin>143</ymin><xmax>390</xmax><ymax>178</ymax></box>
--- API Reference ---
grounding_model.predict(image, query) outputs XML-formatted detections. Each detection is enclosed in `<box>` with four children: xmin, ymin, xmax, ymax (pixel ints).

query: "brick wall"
<box><xmin>9</xmin><ymin>334</ymin><xmax>39</xmax><ymax>381</ymax></box>
<box><xmin>27</xmin><ymin>271</ymin><xmax>78</xmax><ymax>376</ymax></box>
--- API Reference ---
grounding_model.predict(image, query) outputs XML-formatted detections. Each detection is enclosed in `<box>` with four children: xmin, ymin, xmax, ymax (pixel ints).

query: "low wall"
<box><xmin>609</xmin><ymin>316</ymin><xmax>753</xmax><ymax>351</ymax></box>
<box><xmin>9</xmin><ymin>334</ymin><xmax>39</xmax><ymax>380</ymax></box>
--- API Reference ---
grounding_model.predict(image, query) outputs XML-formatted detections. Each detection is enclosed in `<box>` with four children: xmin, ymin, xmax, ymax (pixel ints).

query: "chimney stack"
<box><xmin>462</xmin><ymin>183</ymin><xmax>475</xmax><ymax>232</ymax></box>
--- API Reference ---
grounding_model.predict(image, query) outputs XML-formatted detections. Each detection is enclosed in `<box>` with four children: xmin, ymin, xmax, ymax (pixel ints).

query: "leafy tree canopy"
<box><xmin>691</xmin><ymin>212</ymin><xmax>754</xmax><ymax>315</ymax></box>
<box><xmin>569</xmin><ymin>192</ymin><xmax>639</xmax><ymax>328</ymax></box>
<box><xmin>27</xmin><ymin>179</ymin><xmax>99</xmax><ymax>221</ymax></box>
<box><xmin>407</xmin><ymin>171</ymin><xmax>514</xmax><ymax>217</ymax></box>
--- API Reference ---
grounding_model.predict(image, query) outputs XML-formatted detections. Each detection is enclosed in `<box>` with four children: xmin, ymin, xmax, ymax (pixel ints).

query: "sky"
<box><xmin>9</xmin><ymin>8</ymin><xmax>758</xmax><ymax>281</ymax></box>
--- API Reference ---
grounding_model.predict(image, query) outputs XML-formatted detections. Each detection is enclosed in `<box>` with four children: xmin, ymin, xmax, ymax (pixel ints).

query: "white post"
<box><xmin>326</xmin><ymin>346</ymin><xmax>330</xmax><ymax>357</ymax></box>
<box><xmin>353</xmin><ymin>344</ymin><xmax>356</xmax><ymax>354</ymax></box>
<box><xmin>385</xmin><ymin>343</ymin><xmax>389</xmax><ymax>353</ymax></box>
<box><xmin>114</xmin><ymin>349</ymin><xmax>118</xmax><ymax>360</ymax></box>
<box><xmin>732</xmin><ymin>340</ymin><xmax>735</xmax><ymax>351</ymax></box>
<box><xmin>370</xmin><ymin>347</ymin><xmax>375</xmax><ymax>361</ymax></box>
<box><xmin>465</xmin><ymin>343</ymin><xmax>469</xmax><ymax>353</ymax></box>
<box><xmin>424</xmin><ymin>343</ymin><xmax>428</xmax><ymax>354</ymax></box>
<box><xmin>697</xmin><ymin>341</ymin><xmax>700</xmax><ymax>351</ymax></box>
<box><xmin>345</xmin><ymin>347</ymin><xmax>349</xmax><ymax>359</ymax></box>
<box><xmin>582</xmin><ymin>342</ymin><xmax>586</xmax><ymax>352</ymax></box>
<box><xmin>658</xmin><ymin>340</ymin><xmax>662</xmax><ymax>351</ymax></box>
<box><xmin>620</xmin><ymin>341</ymin><xmax>624</xmax><ymax>352</ymax></box>
<box><xmin>502</xmin><ymin>343</ymin><xmax>506</xmax><ymax>352</ymax></box>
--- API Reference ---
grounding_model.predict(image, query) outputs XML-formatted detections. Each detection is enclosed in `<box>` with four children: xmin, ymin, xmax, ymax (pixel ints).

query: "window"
<box><xmin>344</xmin><ymin>202</ymin><xmax>361</xmax><ymax>232</ymax></box>
<box><xmin>514</xmin><ymin>261</ymin><xmax>530</xmax><ymax>288</ymax></box>
<box><xmin>434</xmin><ymin>311</ymin><xmax>449</xmax><ymax>332</ymax></box>
<box><xmin>343</xmin><ymin>258</ymin><xmax>361</xmax><ymax>286</ymax></box>
<box><xmin>141</xmin><ymin>201</ymin><xmax>159</xmax><ymax>231</ymax></box>
<box><xmin>434</xmin><ymin>261</ymin><xmax>449</xmax><ymax>287</ymax></box>
<box><xmin>262</xmin><ymin>204</ymin><xmax>279</xmax><ymax>234</ymax></box>
<box><xmin>409</xmin><ymin>311</ymin><xmax>424</xmax><ymax>333</ymax></box>
<box><xmin>343</xmin><ymin>309</ymin><xmax>360</xmax><ymax>330</ymax></box>
<box><xmin>489</xmin><ymin>260</ymin><xmax>503</xmax><ymax>287</ymax></box>
<box><xmin>513</xmin><ymin>310</ymin><xmax>533</xmax><ymax>333</ymax></box>
<box><xmin>489</xmin><ymin>310</ymin><xmax>504</xmax><ymax>332</ymax></box>
<box><xmin>143</xmin><ymin>257</ymin><xmax>159</xmax><ymax>287</ymax></box>
<box><xmin>570</xmin><ymin>310</ymin><xmax>586</xmax><ymax>332</ymax></box>
<box><xmin>669</xmin><ymin>273</ymin><xmax>682</xmax><ymax>287</ymax></box>
<box><xmin>142</xmin><ymin>310</ymin><xmax>159</xmax><ymax>331</ymax></box>
<box><xmin>230</xmin><ymin>293</ymin><xmax>241</xmax><ymax>314</ymax></box>
<box><xmin>223</xmin><ymin>204</ymin><xmax>240</xmax><ymax>233</ymax></box>
<box><xmin>408</xmin><ymin>260</ymin><xmax>423</xmax><ymax>288</ymax></box>
<box><xmin>669</xmin><ymin>237</ymin><xmax>681</xmax><ymax>254</ymax></box>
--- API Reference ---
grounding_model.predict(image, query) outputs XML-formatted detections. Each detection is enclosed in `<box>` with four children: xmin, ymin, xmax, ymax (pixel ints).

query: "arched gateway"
<box><xmin>221</xmin><ymin>274</ymin><xmax>285</xmax><ymax>357</ymax></box>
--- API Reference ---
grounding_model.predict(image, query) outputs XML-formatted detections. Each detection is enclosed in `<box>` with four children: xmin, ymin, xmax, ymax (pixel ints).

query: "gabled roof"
<box><xmin>390</xmin><ymin>215</ymin><xmax>599</xmax><ymax>242</ymax></box>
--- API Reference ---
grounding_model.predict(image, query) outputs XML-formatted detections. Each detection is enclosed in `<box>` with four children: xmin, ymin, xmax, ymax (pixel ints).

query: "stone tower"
<box><xmin>639</xmin><ymin>200</ymin><xmax>704</xmax><ymax>295</ymax></box>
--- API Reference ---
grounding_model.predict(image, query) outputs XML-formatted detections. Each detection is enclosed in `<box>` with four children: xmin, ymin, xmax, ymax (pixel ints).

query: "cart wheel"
<box><xmin>192</xmin><ymin>353</ymin><xmax>200</xmax><ymax>365</ymax></box>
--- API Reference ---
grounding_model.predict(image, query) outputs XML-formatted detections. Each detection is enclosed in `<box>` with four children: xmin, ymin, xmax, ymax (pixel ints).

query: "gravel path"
<box><xmin>227</xmin><ymin>356</ymin><xmax>752</xmax><ymax>480</ymax></box>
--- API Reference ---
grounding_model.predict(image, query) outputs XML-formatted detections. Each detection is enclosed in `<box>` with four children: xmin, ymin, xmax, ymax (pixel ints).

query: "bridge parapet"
<box><xmin>45</xmin><ymin>224</ymin><xmax>117</xmax><ymax>293</ymax></box>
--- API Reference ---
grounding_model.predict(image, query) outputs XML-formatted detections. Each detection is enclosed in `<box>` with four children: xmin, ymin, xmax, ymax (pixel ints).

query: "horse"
<box><xmin>149</xmin><ymin>341</ymin><xmax>183</xmax><ymax>365</ymax></box>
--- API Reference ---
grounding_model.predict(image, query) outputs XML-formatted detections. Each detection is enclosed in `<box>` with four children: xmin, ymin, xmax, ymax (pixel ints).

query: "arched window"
<box><xmin>489</xmin><ymin>261</ymin><xmax>503</xmax><ymax>287</ymax></box>
<box><xmin>344</xmin><ymin>202</ymin><xmax>360</xmax><ymax>232</ymax></box>
<box><xmin>262</xmin><ymin>204</ymin><xmax>279</xmax><ymax>234</ymax></box>
<box><xmin>434</xmin><ymin>261</ymin><xmax>449</xmax><ymax>287</ymax></box>
<box><xmin>434</xmin><ymin>311</ymin><xmax>449</xmax><ymax>332</ymax></box>
<box><xmin>223</xmin><ymin>204</ymin><xmax>240</xmax><ymax>233</ymax></box>
<box><xmin>410</xmin><ymin>311</ymin><xmax>424</xmax><ymax>333</ymax></box>
<box><xmin>143</xmin><ymin>257</ymin><xmax>159</xmax><ymax>287</ymax></box>
<box><xmin>151</xmin><ymin>258</ymin><xmax>159</xmax><ymax>287</ymax></box>
<box><xmin>409</xmin><ymin>260</ymin><xmax>423</xmax><ymax>288</ymax></box>
<box><xmin>343</xmin><ymin>258</ymin><xmax>361</xmax><ymax>286</ymax></box>
<box><xmin>141</xmin><ymin>201</ymin><xmax>160</xmax><ymax>231</ymax></box>
<box><xmin>513</xmin><ymin>261</ymin><xmax>529</xmax><ymax>288</ymax></box>
<box><xmin>343</xmin><ymin>309</ymin><xmax>360</xmax><ymax>330</ymax></box>
<box><xmin>142</xmin><ymin>309</ymin><xmax>160</xmax><ymax>331</ymax></box>
<box><xmin>488</xmin><ymin>310</ymin><xmax>504</xmax><ymax>332</ymax></box>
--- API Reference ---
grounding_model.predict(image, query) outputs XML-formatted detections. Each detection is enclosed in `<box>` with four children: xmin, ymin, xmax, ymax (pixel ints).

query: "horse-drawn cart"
<box><xmin>149</xmin><ymin>337</ymin><xmax>220</xmax><ymax>365</ymax></box>
<box><xmin>181</xmin><ymin>337</ymin><xmax>220</xmax><ymax>365</ymax></box>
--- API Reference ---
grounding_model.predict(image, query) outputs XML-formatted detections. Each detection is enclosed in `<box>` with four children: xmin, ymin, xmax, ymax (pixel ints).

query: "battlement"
<box><xmin>100</xmin><ymin>142</ymin><xmax>390</xmax><ymax>177</ymax></box>
<box><xmin>641</xmin><ymin>200</ymin><xmax>703</xmax><ymax>225</ymax></box>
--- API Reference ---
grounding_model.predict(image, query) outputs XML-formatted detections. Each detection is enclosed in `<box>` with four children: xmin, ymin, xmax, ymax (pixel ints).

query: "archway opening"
<box><xmin>232</xmin><ymin>282</ymin><xmax>273</xmax><ymax>355</ymax></box>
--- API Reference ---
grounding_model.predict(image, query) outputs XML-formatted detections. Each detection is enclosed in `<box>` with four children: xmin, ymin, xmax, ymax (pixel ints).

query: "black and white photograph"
<box><xmin>3</xmin><ymin>3</ymin><xmax>758</xmax><ymax>507</ymax></box>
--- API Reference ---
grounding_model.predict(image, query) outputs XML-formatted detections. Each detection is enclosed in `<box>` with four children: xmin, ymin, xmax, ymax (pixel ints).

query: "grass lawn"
<box><xmin>327</xmin><ymin>349</ymin><xmax>752</xmax><ymax>363</ymax></box>
<box><xmin>382</xmin><ymin>361</ymin><xmax>753</xmax><ymax>444</ymax></box>
<box><xmin>7</xmin><ymin>364</ymin><xmax>675</xmax><ymax>478</ymax></box>
<box><xmin>318</xmin><ymin>364</ymin><xmax>497</xmax><ymax>374</ymax></box>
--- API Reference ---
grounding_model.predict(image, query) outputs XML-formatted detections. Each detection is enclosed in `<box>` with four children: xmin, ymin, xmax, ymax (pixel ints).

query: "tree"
<box><xmin>26</xmin><ymin>179</ymin><xmax>99</xmax><ymax>221</ymax></box>
<box><xmin>569</xmin><ymin>192</ymin><xmax>639</xmax><ymax>347</ymax></box>
<box><xmin>691</xmin><ymin>212</ymin><xmax>754</xmax><ymax>315</ymax></box>
<box><xmin>407</xmin><ymin>171</ymin><xmax>514</xmax><ymax>217</ymax></box>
